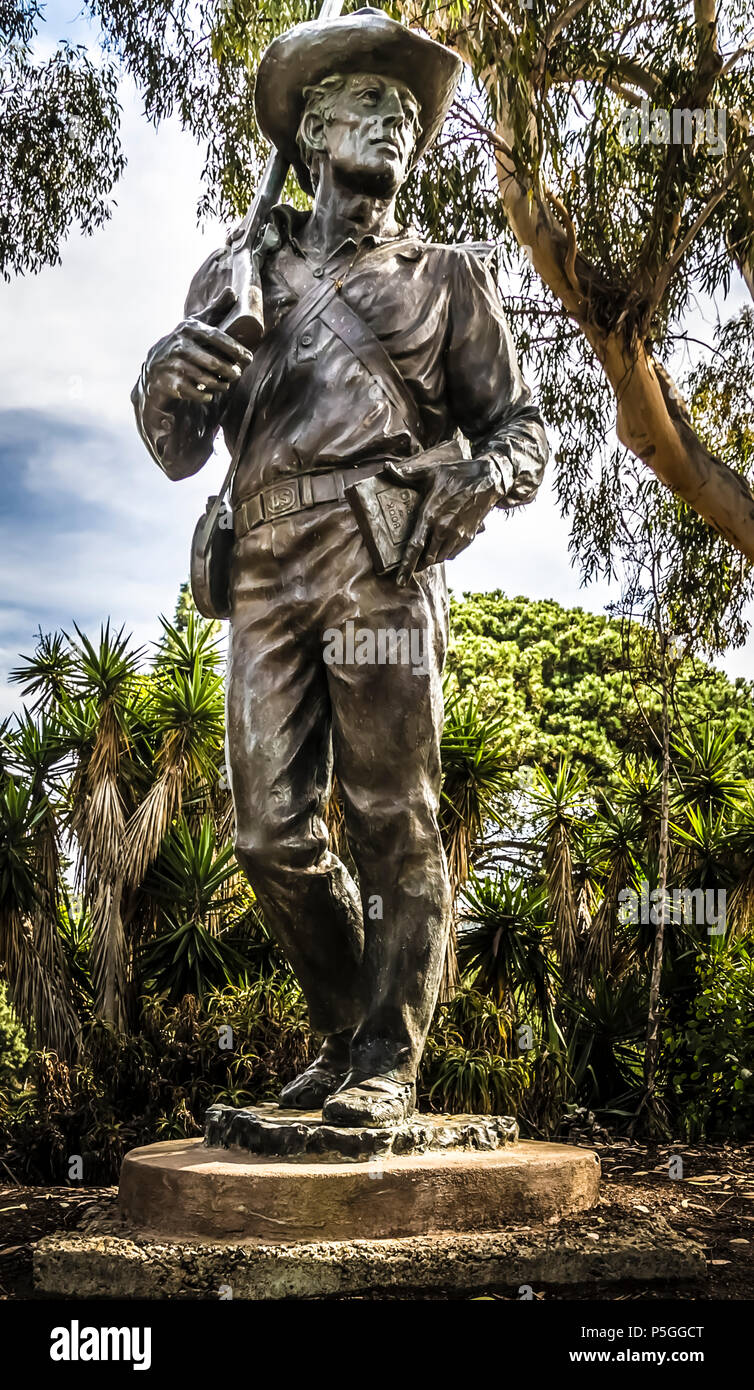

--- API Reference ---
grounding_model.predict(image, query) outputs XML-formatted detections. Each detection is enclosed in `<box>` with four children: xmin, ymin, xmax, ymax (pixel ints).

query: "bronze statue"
<box><xmin>132</xmin><ymin>7</ymin><xmax>548</xmax><ymax>1128</ymax></box>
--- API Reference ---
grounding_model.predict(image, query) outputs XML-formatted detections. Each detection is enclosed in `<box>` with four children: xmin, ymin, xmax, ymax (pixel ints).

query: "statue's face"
<box><xmin>316</xmin><ymin>72</ymin><xmax>420</xmax><ymax>196</ymax></box>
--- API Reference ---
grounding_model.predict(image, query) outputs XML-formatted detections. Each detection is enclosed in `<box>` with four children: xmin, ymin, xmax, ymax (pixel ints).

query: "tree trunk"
<box><xmin>491</xmin><ymin>143</ymin><xmax>754</xmax><ymax>561</ymax></box>
<box><xmin>411</xmin><ymin>6</ymin><xmax>754</xmax><ymax>561</ymax></box>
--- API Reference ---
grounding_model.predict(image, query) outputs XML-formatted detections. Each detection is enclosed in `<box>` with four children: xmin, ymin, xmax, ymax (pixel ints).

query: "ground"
<box><xmin>1</xmin><ymin>1139</ymin><xmax>752</xmax><ymax>1300</ymax></box>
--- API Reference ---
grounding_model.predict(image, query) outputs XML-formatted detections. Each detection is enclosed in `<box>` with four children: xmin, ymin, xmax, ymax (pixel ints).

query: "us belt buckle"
<box><xmin>264</xmin><ymin>479</ymin><xmax>300</xmax><ymax>519</ymax></box>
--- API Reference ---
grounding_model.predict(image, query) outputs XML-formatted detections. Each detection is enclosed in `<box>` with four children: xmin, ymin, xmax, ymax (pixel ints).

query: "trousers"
<box><xmin>225</xmin><ymin>496</ymin><xmax>452</xmax><ymax>1081</ymax></box>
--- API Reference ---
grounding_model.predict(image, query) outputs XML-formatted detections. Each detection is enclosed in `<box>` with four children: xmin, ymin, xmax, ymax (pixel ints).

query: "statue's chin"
<box><xmin>335</xmin><ymin>161</ymin><xmax>403</xmax><ymax>200</ymax></box>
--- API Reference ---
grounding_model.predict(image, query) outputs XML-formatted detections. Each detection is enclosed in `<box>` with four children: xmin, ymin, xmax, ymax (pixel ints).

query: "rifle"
<box><xmin>218</xmin><ymin>0</ymin><xmax>346</xmax><ymax>349</ymax></box>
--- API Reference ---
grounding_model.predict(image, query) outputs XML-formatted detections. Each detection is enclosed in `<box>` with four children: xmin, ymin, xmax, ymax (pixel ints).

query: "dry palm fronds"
<box><xmin>89</xmin><ymin>871</ymin><xmax>129</xmax><ymax>1031</ymax></box>
<box><xmin>2</xmin><ymin>913</ymin><xmax>80</xmax><ymax>1056</ymax></box>
<box><xmin>530</xmin><ymin>758</ymin><xmax>588</xmax><ymax>984</ymax></box>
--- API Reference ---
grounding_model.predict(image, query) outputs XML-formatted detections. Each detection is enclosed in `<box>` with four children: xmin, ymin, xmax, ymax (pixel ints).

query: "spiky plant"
<box><xmin>529</xmin><ymin>758</ymin><xmax>588</xmax><ymax>982</ymax></box>
<box><xmin>0</xmin><ymin>777</ymin><xmax>79</xmax><ymax>1054</ymax></box>
<box><xmin>581</xmin><ymin>796</ymin><xmax>642</xmax><ymax>981</ymax></box>
<box><xmin>671</xmin><ymin>805</ymin><xmax>734</xmax><ymax>947</ymax></box>
<box><xmin>614</xmin><ymin>755</ymin><xmax>662</xmax><ymax>857</ymax></box>
<box><xmin>672</xmin><ymin>724</ymin><xmax>744</xmax><ymax>817</ymax></box>
<box><xmin>439</xmin><ymin>693</ymin><xmax>512</xmax><ymax>995</ymax></box>
<box><xmin>8</xmin><ymin>711</ymin><xmax>76</xmax><ymax>1019</ymax></box>
<box><xmin>560</xmin><ymin>971</ymin><xmax>648</xmax><ymax>1111</ymax></box>
<box><xmin>459</xmin><ymin>872</ymin><xmax>552</xmax><ymax>1018</ymax></box>
<box><xmin>9</xmin><ymin>629</ymin><xmax>74</xmax><ymax>713</ymax></box>
<box><xmin>123</xmin><ymin>618</ymin><xmax>224</xmax><ymax>887</ymax></box>
<box><xmin>726</xmin><ymin>785</ymin><xmax>754</xmax><ymax>936</ymax></box>
<box><xmin>60</xmin><ymin>623</ymin><xmax>143</xmax><ymax>1029</ymax></box>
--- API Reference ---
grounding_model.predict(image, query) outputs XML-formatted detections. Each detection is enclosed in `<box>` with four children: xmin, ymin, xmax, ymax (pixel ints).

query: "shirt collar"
<box><xmin>267</xmin><ymin>203</ymin><xmax>423</xmax><ymax>260</ymax></box>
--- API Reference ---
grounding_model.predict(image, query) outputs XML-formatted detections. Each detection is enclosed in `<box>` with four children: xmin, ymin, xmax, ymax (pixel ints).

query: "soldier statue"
<box><xmin>132</xmin><ymin>7</ymin><xmax>548</xmax><ymax>1127</ymax></box>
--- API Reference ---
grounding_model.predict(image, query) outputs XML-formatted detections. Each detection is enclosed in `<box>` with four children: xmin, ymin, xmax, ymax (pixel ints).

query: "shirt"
<box><xmin>132</xmin><ymin>204</ymin><xmax>548</xmax><ymax>508</ymax></box>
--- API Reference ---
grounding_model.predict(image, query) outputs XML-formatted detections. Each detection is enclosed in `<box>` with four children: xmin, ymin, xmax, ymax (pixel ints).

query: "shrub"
<box><xmin>0</xmin><ymin>983</ymin><xmax>29</xmax><ymax>1085</ymax></box>
<box><xmin>663</xmin><ymin>941</ymin><xmax>754</xmax><ymax>1140</ymax></box>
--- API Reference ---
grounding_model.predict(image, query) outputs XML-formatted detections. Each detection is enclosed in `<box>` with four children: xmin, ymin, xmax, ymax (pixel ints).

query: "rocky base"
<box><xmin>118</xmin><ymin>1137</ymin><xmax>601</xmax><ymax>1243</ymax></box>
<box><xmin>204</xmin><ymin>1103</ymin><xmax>519</xmax><ymax>1161</ymax></box>
<box><xmin>33</xmin><ymin>1216</ymin><xmax>705</xmax><ymax>1300</ymax></box>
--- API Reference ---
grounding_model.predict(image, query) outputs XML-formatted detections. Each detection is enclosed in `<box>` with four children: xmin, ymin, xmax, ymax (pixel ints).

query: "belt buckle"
<box><xmin>263</xmin><ymin>479</ymin><xmax>300</xmax><ymax>519</ymax></box>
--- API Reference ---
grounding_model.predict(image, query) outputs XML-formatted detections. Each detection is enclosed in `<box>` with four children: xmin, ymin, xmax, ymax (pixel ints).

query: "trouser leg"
<box><xmin>226</xmin><ymin>528</ymin><xmax>365</xmax><ymax>1037</ymax></box>
<box><xmin>325</xmin><ymin>551</ymin><xmax>452</xmax><ymax>1083</ymax></box>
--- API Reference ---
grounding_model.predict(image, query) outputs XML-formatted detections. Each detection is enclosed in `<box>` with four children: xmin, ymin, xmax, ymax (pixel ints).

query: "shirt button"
<box><xmin>300</xmin><ymin>333</ymin><xmax>313</xmax><ymax>347</ymax></box>
<box><xmin>312</xmin><ymin>266</ymin><xmax>324</xmax><ymax>278</ymax></box>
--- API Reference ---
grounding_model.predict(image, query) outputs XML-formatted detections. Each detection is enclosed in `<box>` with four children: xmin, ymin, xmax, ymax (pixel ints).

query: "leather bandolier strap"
<box><xmin>227</xmin><ymin>237</ymin><xmax>425</xmax><ymax>538</ymax></box>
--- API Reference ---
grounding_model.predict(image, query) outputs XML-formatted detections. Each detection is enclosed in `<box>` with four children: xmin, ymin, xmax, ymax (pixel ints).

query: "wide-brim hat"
<box><xmin>254</xmin><ymin>6</ymin><xmax>463</xmax><ymax>195</ymax></box>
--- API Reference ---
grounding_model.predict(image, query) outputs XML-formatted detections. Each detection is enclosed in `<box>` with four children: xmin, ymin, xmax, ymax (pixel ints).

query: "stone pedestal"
<box><xmin>32</xmin><ymin>1107</ymin><xmax>707</xmax><ymax>1298</ymax></box>
<box><xmin>118</xmin><ymin>1104</ymin><xmax>598</xmax><ymax>1243</ymax></box>
<box><xmin>204</xmin><ymin>1101</ymin><xmax>519</xmax><ymax>1160</ymax></box>
<box><xmin>119</xmin><ymin>1137</ymin><xmax>600</xmax><ymax>1244</ymax></box>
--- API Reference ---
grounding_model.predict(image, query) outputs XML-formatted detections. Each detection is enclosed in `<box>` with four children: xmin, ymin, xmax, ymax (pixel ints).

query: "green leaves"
<box><xmin>440</xmin><ymin>693</ymin><xmax>511</xmax><ymax>853</ymax></box>
<box><xmin>0</xmin><ymin>32</ymin><xmax>124</xmax><ymax>278</ymax></box>
<box><xmin>141</xmin><ymin>916</ymin><xmax>249</xmax><ymax>1002</ymax></box>
<box><xmin>663</xmin><ymin>941</ymin><xmax>754</xmax><ymax>1139</ymax></box>
<box><xmin>672</xmin><ymin>724</ymin><xmax>744</xmax><ymax>814</ymax></box>
<box><xmin>145</xmin><ymin>815</ymin><xmax>240</xmax><ymax>927</ymax></box>
<box><xmin>9</xmin><ymin>630</ymin><xmax>74</xmax><ymax>713</ymax></box>
<box><xmin>460</xmin><ymin>871</ymin><xmax>552</xmax><ymax>1016</ymax></box>
<box><xmin>0</xmin><ymin>777</ymin><xmax>47</xmax><ymax>919</ymax></box>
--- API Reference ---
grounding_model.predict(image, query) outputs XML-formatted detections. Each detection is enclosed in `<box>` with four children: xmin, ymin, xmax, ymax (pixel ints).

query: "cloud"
<box><xmin>0</xmin><ymin>403</ymin><xmax>222</xmax><ymax>704</ymax></box>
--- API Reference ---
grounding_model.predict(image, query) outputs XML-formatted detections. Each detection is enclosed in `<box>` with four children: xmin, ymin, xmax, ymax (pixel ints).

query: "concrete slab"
<box><xmin>33</xmin><ymin>1217</ymin><xmax>705</xmax><ymax>1299</ymax></box>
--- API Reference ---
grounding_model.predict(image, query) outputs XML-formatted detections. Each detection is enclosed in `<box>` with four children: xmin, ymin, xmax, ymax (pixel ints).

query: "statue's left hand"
<box><xmin>385</xmin><ymin>454</ymin><xmax>513</xmax><ymax>586</ymax></box>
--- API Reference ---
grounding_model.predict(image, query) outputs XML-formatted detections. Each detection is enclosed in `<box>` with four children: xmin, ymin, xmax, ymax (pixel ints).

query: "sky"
<box><xmin>2</xmin><ymin>8</ymin><xmax>753</xmax><ymax>720</ymax></box>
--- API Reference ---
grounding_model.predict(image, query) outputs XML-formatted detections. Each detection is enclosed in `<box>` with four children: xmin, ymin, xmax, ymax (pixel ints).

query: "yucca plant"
<box><xmin>3</xmin><ymin>710</ymin><xmax>75</xmax><ymax>1035</ymax></box>
<box><xmin>672</xmin><ymin>724</ymin><xmax>744</xmax><ymax>817</ymax></box>
<box><xmin>439</xmin><ymin>693</ymin><xmax>512</xmax><ymax>994</ymax></box>
<box><xmin>726</xmin><ymin>785</ymin><xmax>754</xmax><ymax>936</ymax></box>
<box><xmin>123</xmin><ymin>622</ymin><xmax>224</xmax><ymax>887</ymax></box>
<box><xmin>141</xmin><ymin>919</ymin><xmax>249</xmax><ymax>1003</ymax></box>
<box><xmin>672</xmin><ymin>805</ymin><xmax>734</xmax><ymax>906</ymax></box>
<box><xmin>581</xmin><ymin>796</ymin><xmax>643</xmax><ymax>982</ymax></box>
<box><xmin>560</xmin><ymin>972</ymin><xmax>647</xmax><ymax>1111</ymax></box>
<box><xmin>529</xmin><ymin>758</ymin><xmax>589</xmax><ymax>982</ymax></box>
<box><xmin>0</xmin><ymin>777</ymin><xmax>79</xmax><ymax>1055</ymax></box>
<box><xmin>459</xmin><ymin>872</ymin><xmax>552</xmax><ymax>1018</ymax></box>
<box><xmin>59</xmin><ymin>624</ymin><xmax>143</xmax><ymax>1029</ymax></box>
<box><xmin>9</xmin><ymin>629</ymin><xmax>74</xmax><ymax>714</ymax></box>
<box><xmin>139</xmin><ymin>817</ymin><xmax>249</xmax><ymax>1001</ymax></box>
<box><xmin>614</xmin><ymin>755</ymin><xmax>662</xmax><ymax>858</ymax></box>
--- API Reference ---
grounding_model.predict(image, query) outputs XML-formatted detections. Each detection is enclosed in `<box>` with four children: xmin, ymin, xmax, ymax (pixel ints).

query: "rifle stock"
<box><xmin>219</xmin><ymin>149</ymin><xmax>290</xmax><ymax>350</ymax></box>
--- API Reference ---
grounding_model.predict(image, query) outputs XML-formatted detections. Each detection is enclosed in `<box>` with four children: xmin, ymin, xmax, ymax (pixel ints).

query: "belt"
<box><xmin>233</xmin><ymin>460</ymin><xmax>389</xmax><ymax>539</ymax></box>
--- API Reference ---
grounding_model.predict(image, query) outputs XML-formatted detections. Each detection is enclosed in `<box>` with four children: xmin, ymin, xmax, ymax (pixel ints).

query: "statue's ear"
<box><xmin>300</xmin><ymin>109</ymin><xmax>327</xmax><ymax>157</ymax></box>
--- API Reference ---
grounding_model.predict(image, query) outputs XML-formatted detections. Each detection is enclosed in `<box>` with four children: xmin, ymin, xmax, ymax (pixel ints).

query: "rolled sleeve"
<box><xmin>444</xmin><ymin>249</ymin><xmax>549</xmax><ymax>506</ymax></box>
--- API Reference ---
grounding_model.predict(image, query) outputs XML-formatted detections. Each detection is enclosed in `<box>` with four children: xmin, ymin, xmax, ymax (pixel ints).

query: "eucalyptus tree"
<box><xmin>6</xmin><ymin>0</ymin><xmax>753</xmax><ymax>579</ymax></box>
<box><xmin>602</xmin><ymin>446</ymin><xmax>754</xmax><ymax>1121</ymax></box>
<box><xmin>403</xmin><ymin>0</ymin><xmax>754</xmax><ymax>568</ymax></box>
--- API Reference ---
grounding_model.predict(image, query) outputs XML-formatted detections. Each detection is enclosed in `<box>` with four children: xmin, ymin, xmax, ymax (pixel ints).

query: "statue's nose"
<box><xmin>381</xmin><ymin>90</ymin><xmax>407</xmax><ymax>131</ymax></box>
